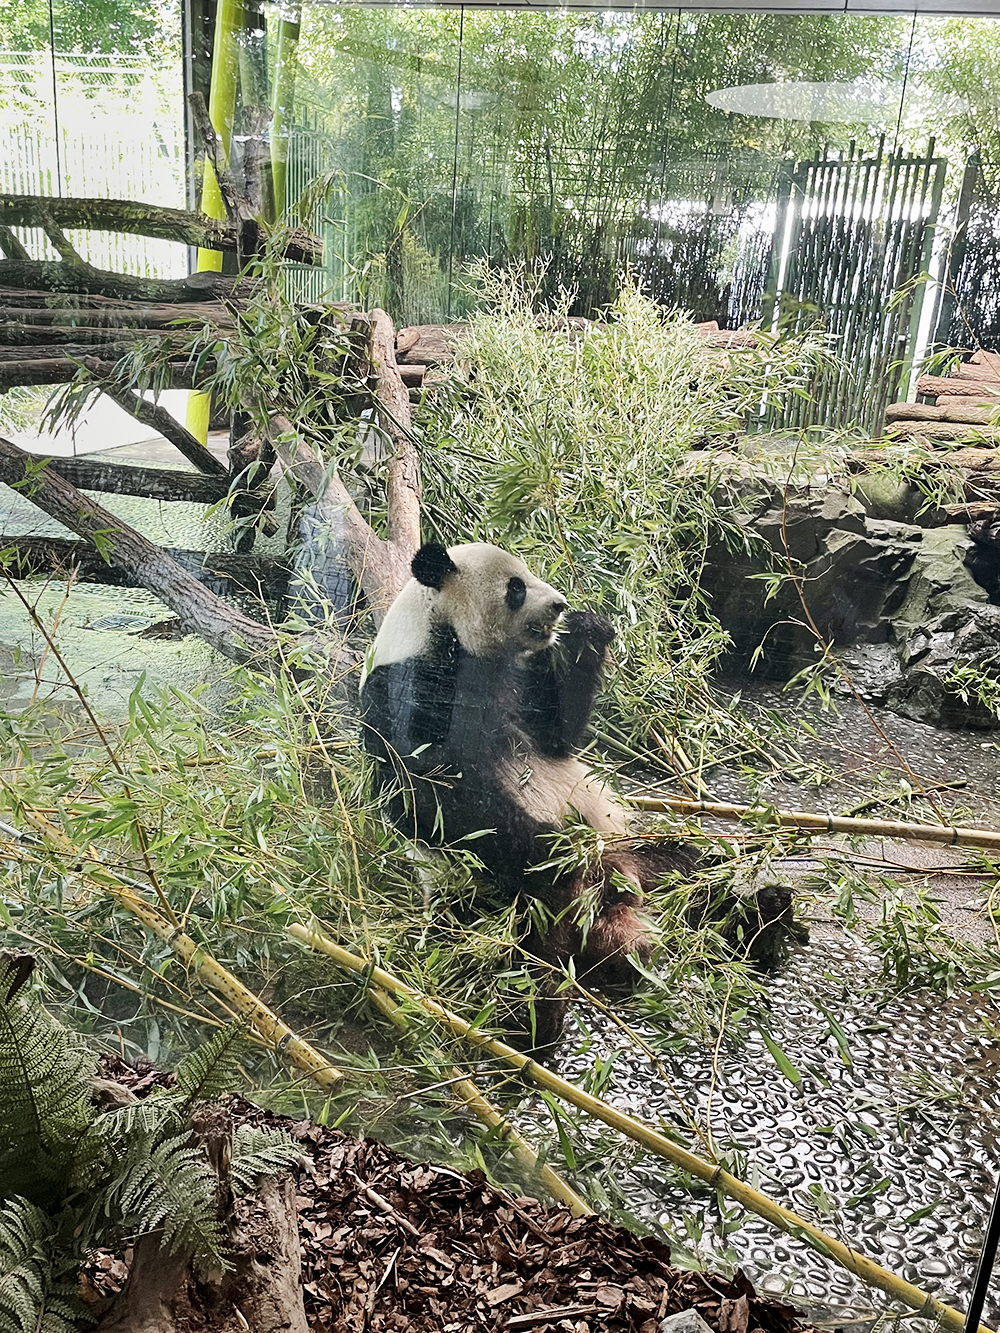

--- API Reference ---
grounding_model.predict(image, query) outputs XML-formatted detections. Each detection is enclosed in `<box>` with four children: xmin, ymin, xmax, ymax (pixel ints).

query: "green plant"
<box><xmin>0</xmin><ymin>969</ymin><xmax>296</xmax><ymax>1333</ymax></box>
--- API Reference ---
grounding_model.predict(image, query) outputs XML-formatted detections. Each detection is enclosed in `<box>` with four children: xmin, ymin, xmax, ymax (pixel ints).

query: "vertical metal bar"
<box><xmin>965</xmin><ymin>1173</ymin><xmax>1000</xmax><ymax>1333</ymax></box>
<box><xmin>933</xmin><ymin>151</ymin><xmax>979</xmax><ymax>348</ymax></box>
<box><xmin>446</xmin><ymin>3</ymin><xmax>465</xmax><ymax>319</ymax></box>
<box><xmin>761</xmin><ymin>157</ymin><xmax>794</xmax><ymax>332</ymax></box>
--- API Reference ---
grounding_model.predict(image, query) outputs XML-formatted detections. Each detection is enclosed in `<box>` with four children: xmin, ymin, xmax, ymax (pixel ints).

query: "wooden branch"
<box><xmin>268</xmin><ymin>413</ymin><xmax>395</xmax><ymax>612</ymax></box>
<box><xmin>0</xmin><ymin>224</ymin><xmax>30</xmax><ymax>261</ymax></box>
<box><xmin>916</xmin><ymin>374</ymin><xmax>1000</xmax><ymax>401</ymax></box>
<box><xmin>0</xmin><ymin>193</ymin><xmax>320</xmax><ymax>264</ymax></box>
<box><xmin>0</xmin><ymin>435</ymin><xmax>276</xmax><ymax>662</ymax></box>
<box><xmin>370</xmin><ymin>308</ymin><xmax>421</xmax><ymax>590</ymax></box>
<box><xmin>0</xmin><ymin>357</ymin><xmax>202</xmax><ymax>390</ymax></box>
<box><xmin>188</xmin><ymin>92</ymin><xmax>243</xmax><ymax>227</ymax></box>
<box><xmin>79</xmin><ymin>367</ymin><xmax>228</xmax><ymax>477</ymax></box>
<box><xmin>0</xmin><ymin>454</ymin><xmax>228</xmax><ymax>503</ymax></box>
<box><xmin>35</xmin><ymin>203</ymin><xmax>87</xmax><ymax>266</ymax></box>
<box><xmin>0</xmin><ymin>260</ymin><xmax>252</xmax><ymax>303</ymax></box>
<box><xmin>1</xmin><ymin>535</ymin><xmax>288</xmax><ymax>598</ymax></box>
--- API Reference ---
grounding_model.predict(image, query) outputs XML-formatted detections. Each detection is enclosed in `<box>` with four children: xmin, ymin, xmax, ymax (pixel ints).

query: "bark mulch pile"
<box><xmin>91</xmin><ymin>1056</ymin><xmax>812</xmax><ymax>1333</ymax></box>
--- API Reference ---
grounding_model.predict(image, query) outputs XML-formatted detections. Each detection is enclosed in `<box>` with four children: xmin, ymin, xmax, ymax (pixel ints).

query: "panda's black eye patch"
<box><xmin>506</xmin><ymin>576</ymin><xmax>527</xmax><ymax>611</ymax></box>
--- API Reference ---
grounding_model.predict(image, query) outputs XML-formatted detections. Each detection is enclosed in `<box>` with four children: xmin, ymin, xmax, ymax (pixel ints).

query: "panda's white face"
<box><xmin>371</xmin><ymin>543</ymin><xmax>568</xmax><ymax>666</ymax></box>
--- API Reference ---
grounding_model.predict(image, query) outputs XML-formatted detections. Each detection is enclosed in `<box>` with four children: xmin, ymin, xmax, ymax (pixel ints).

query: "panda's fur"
<box><xmin>360</xmin><ymin>541</ymin><xmax>686</xmax><ymax>1041</ymax></box>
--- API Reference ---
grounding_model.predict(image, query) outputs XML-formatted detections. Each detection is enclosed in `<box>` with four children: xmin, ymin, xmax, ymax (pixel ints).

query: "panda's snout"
<box><xmin>524</xmin><ymin>595</ymin><xmax>568</xmax><ymax>643</ymax></box>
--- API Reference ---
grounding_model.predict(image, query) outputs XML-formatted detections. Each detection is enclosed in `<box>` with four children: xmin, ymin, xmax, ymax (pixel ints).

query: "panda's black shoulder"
<box><xmin>361</xmin><ymin>622</ymin><xmax>463</xmax><ymax>752</ymax></box>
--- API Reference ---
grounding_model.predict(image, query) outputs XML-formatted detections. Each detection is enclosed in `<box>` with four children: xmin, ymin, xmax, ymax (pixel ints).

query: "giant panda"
<box><xmin>359</xmin><ymin>541</ymin><xmax>694</xmax><ymax>1043</ymax></box>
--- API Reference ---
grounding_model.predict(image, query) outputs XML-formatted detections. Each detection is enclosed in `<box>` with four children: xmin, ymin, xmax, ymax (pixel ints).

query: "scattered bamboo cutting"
<box><xmin>0</xmin><ymin>816</ymin><xmax>345</xmax><ymax>1091</ymax></box>
<box><xmin>290</xmin><ymin>919</ymin><xmax>991</xmax><ymax>1333</ymax></box>
<box><xmin>631</xmin><ymin>796</ymin><xmax>1000</xmax><ymax>854</ymax></box>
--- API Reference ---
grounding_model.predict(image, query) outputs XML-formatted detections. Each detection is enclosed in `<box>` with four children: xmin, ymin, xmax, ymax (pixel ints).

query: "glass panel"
<box><xmin>907</xmin><ymin>14</ymin><xmax>1000</xmax><ymax>352</ymax></box>
<box><xmin>48</xmin><ymin>0</ymin><xmax>187</xmax><ymax>276</ymax></box>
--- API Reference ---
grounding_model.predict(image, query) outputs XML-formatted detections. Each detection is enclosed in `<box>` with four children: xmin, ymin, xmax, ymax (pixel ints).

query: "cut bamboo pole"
<box><xmin>0</xmin><ymin>814</ymin><xmax>344</xmax><ymax>1090</ymax></box>
<box><xmin>629</xmin><ymin>796</ymin><xmax>1000</xmax><ymax>854</ymax></box>
<box><xmin>367</xmin><ymin>984</ymin><xmax>592</xmax><ymax>1216</ymax></box>
<box><xmin>113</xmin><ymin>886</ymin><xmax>344</xmax><ymax>1091</ymax></box>
<box><xmin>289</xmin><ymin>922</ymin><xmax>988</xmax><ymax>1333</ymax></box>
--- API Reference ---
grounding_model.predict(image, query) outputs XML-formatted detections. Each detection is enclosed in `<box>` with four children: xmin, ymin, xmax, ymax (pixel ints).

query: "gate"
<box><xmin>933</xmin><ymin>153</ymin><xmax>1000</xmax><ymax>352</ymax></box>
<box><xmin>763</xmin><ymin>141</ymin><xmax>946</xmax><ymax>433</ymax></box>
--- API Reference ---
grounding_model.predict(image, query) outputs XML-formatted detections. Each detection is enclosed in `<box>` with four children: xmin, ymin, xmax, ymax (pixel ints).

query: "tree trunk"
<box><xmin>0</xmin><ymin>260</ymin><xmax>252</xmax><ymax>303</ymax></box>
<box><xmin>0</xmin><ymin>357</ymin><xmax>202</xmax><ymax>390</ymax></box>
<box><xmin>96</xmin><ymin>1176</ymin><xmax>309</xmax><ymax>1333</ymax></box>
<box><xmin>0</xmin><ymin>296</ymin><xmax>241</xmax><ymax>329</ymax></box>
<box><xmin>1</xmin><ymin>536</ymin><xmax>289</xmax><ymax>598</ymax></box>
<box><xmin>0</xmin><ymin>455</ymin><xmax>229</xmax><ymax>503</ymax></box>
<box><xmin>0</xmin><ymin>193</ymin><xmax>321</xmax><ymax>265</ymax></box>
<box><xmin>0</xmin><ymin>435</ymin><xmax>276</xmax><ymax>662</ymax></box>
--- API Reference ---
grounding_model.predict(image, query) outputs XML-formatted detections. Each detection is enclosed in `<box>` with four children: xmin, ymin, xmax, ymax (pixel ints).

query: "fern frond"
<box><xmin>105</xmin><ymin>1132</ymin><xmax>227</xmax><ymax>1270</ymax></box>
<box><xmin>0</xmin><ymin>964</ymin><xmax>94</xmax><ymax>1204</ymax></box>
<box><xmin>174</xmin><ymin>1021</ymin><xmax>249</xmax><ymax>1112</ymax></box>
<box><xmin>92</xmin><ymin>1098</ymin><xmax>177</xmax><ymax>1143</ymax></box>
<box><xmin>0</xmin><ymin>1197</ymin><xmax>87</xmax><ymax>1333</ymax></box>
<box><xmin>229</xmin><ymin>1125</ymin><xmax>299</xmax><ymax>1197</ymax></box>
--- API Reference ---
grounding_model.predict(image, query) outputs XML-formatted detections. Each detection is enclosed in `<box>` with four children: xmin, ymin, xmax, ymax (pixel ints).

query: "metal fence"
<box><xmin>763</xmin><ymin>141</ymin><xmax>946</xmax><ymax>432</ymax></box>
<box><xmin>0</xmin><ymin>50</ymin><xmax>186</xmax><ymax>278</ymax></box>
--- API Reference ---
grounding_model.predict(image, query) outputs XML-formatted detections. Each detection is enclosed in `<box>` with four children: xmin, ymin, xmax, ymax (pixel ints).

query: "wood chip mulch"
<box><xmin>92</xmin><ymin>1056</ymin><xmax>811</xmax><ymax>1333</ymax></box>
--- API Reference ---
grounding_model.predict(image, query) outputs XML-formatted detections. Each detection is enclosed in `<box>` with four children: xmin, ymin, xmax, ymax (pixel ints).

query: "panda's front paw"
<box><xmin>561</xmin><ymin>610</ymin><xmax>616</xmax><ymax>651</ymax></box>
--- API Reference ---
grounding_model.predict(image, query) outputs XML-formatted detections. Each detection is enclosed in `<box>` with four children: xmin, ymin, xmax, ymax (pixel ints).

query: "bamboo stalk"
<box><xmin>366</xmin><ymin>984</ymin><xmax>591</xmax><ymax>1216</ymax></box>
<box><xmin>289</xmin><ymin>922</ymin><xmax>988</xmax><ymax>1333</ymax></box>
<box><xmin>113</xmin><ymin>886</ymin><xmax>343</xmax><ymax>1090</ymax></box>
<box><xmin>0</xmin><ymin>815</ymin><xmax>345</xmax><ymax>1090</ymax></box>
<box><xmin>628</xmin><ymin>795</ymin><xmax>1000</xmax><ymax>853</ymax></box>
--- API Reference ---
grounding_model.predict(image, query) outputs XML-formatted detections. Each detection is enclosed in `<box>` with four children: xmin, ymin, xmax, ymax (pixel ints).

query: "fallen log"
<box><xmin>0</xmin><ymin>434</ymin><xmax>277</xmax><ymax>661</ymax></box>
<box><xmin>395</xmin><ymin>323</ymin><xmax>466</xmax><ymax>365</ymax></box>
<box><xmin>0</xmin><ymin>340</ymin><xmax>150</xmax><ymax>363</ymax></box>
<box><xmin>886</xmin><ymin>421</ymin><xmax>1000</xmax><ymax>444</ymax></box>
<box><xmin>0</xmin><ymin>322</ymin><xmax>172</xmax><ymax>346</ymax></box>
<box><xmin>951</xmin><ymin>359</ymin><xmax>1000</xmax><ymax>385</ymax></box>
<box><xmin>0</xmin><ymin>193</ymin><xmax>321</xmax><ymax>265</ymax></box>
<box><xmin>0</xmin><ymin>455</ymin><xmax>228</xmax><ymax>503</ymax></box>
<box><xmin>885</xmin><ymin>401</ymin><xmax>1000</xmax><ymax>426</ymax></box>
<box><xmin>0</xmin><ymin>260</ymin><xmax>253</xmax><ymax>304</ymax></box>
<box><xmin>0</xmin><ymin>536</ymin><xmax>288</xmax><ymax>599</ymax></box>
<box><xmin>971</xmin><ymin>349</ymin><xmax>1000</xmax><ymax>379</ymax></box>
<box><xmin>0</xmin><ymin>295</ymin><xmax>241</xmax><ymax>329</ymax></box>
<box><xmin>0</xmin><ymin>357</ymin><xmax>204</xmax><ymax>391</ymax></box>
<box><xmin>397</xmin><ymin>362</ymin><xmax>425</xmax><ymax>387</ymax></box>
<box><xmin>916</xmin><ymin>373</ymin><xmax>1000</xmax><ymax>400</ymax></box>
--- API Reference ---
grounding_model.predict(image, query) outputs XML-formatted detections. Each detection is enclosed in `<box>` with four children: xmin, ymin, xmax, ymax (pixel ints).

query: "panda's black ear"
<box><xmin>412</xmin><ymin>543</ymin><xmax>458</xmax><ymax>589</ymax></box>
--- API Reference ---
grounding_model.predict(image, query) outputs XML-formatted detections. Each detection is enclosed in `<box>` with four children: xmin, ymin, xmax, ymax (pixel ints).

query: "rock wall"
<box><xmin>703</xmin><ymin>478</ymin><xmax>1000</xmax><ymax>729</ymax></box>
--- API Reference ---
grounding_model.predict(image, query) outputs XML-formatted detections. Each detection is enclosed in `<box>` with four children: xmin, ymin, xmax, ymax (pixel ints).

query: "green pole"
<box><xmin>270</xmin><ymin>3</ymin><xmax>302</xmax><ymax>220</ymax></box>
<box><xmin>186</xmin><ymin>0</ymin><xmax>244</xmax><ymax>445</ymax></box>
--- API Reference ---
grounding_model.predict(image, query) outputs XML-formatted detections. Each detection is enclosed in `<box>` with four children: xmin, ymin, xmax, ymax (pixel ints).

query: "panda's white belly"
<box><xmin>504</xmin><ymin>755</ymin><xmax>629</xmax><ymax>836</ymax></box>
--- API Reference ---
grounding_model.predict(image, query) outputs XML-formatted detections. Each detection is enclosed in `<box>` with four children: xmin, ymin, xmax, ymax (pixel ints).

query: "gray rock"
<box><xmin>659</xmin><ymin>1310</ymin><xmax>716</xmax><ymax>1333</ymax></box>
